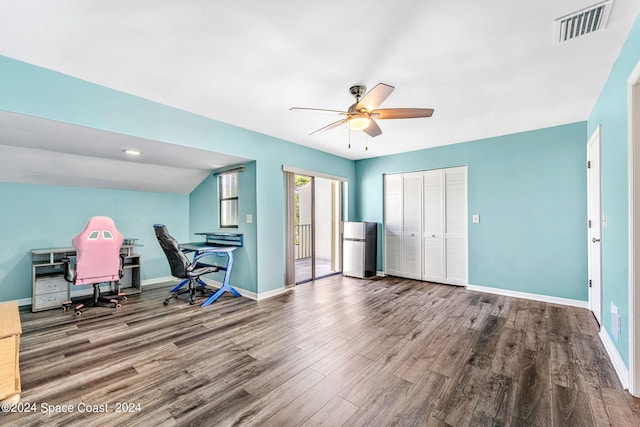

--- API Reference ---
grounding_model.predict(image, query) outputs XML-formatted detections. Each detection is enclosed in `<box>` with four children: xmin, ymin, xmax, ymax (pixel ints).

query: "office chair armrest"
<box><xmin>61</xmin><ymin>257</ymin><xmax>76</xmax><ymax>283</ymax></box>
<box><xmin>193</xmin><ymin>261</ymin><xmax>220</xmax><ymax>272</ymax></box>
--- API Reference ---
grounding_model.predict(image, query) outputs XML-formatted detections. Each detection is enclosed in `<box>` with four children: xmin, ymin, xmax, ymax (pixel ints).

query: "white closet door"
<box><xmin>384</xmin><ymin>174</ymin><xmax>402</xmax><ymax>276</ymax></box>
<box><xmin>402</xmin><ymin>172</ymin><xmax>422</xmax><ymax>279</ymax></box>
<box><xmin>445</xmin><ymin>166</ymin><xmax>467</xmax><ymax>285</ymax></box>
<box><xmin>423</xmin><ymin>169</ymin><xmax>444</xmax><ymax>282</ymax></box>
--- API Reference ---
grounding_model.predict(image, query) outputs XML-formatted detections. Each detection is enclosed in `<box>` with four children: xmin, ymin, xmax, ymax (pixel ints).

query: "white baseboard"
<box><xmin>141</xmin><ymin>276</ymin><xmax>176</xmax><ymax>287</ymax></box>
<box><xmin>201</xmin><ymin>278</ymin><xmax>288</xmax><ymax>301</ymax></box>
<box><xmin>376</xmin><ymin>271</ymin><xmax>386</xmax><ymax>277</ymax></box>
<box><xmin>466</xmin><ymin>284</ymin><xmax>588</xmax><ymax>309</ymax></box>
<box><xmin>12</xmin><ymin>276</ymin><xmax>286</xmax><ymax>307</ymax></box>
<box><xmin>599</xmin><ymin>327</ymin><xmax>630</xmax><ymax>390</ymax></box>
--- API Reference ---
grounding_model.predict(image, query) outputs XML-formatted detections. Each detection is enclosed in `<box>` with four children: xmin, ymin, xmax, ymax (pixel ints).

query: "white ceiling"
<box><xmin>0</xmin><ymin>1</ymin><xmax>639</xmax><ymax>192</ymax></box>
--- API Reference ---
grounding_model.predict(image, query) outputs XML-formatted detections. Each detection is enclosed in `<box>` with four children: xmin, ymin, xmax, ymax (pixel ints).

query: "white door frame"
<box><xmin>588</xmin><ymin>126</ymin><xmax>602</xmax><ymax>325</ymax></box>
<box><xmin>629</xmin><ymin>59</ymin><xmax>640</xmax><ymax>397</ymax></box>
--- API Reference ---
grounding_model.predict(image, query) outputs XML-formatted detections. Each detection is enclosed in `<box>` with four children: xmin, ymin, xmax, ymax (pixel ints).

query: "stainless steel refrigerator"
<box><xmin>343</xmin><ymin>221</ymin><xmax>377</xmax><ymax>278</ymax></box>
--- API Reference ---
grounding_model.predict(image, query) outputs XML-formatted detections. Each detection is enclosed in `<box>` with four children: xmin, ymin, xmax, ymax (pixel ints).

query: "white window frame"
<box><xmin>219</xmin><ymin>171</ymin><xmax>239</xmax><ymax>228</ymax></box>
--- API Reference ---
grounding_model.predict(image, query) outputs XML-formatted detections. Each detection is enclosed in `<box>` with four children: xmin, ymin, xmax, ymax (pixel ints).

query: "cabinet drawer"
<box><xmin>35</xmin><ymin>277</ymin><xmax>67</xmax><ymax>294</ymax></box>
<box><xmin>33</xmin><ymin>291</ymin><xmax>68</xmax><ymax>310</ymax></box>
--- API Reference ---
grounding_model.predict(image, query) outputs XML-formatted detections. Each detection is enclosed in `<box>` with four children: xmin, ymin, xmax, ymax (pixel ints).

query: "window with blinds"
<box><xmin>219</xmin><ymin>172</ymin><xmax>239</xmax><ymax>228</ymax></box>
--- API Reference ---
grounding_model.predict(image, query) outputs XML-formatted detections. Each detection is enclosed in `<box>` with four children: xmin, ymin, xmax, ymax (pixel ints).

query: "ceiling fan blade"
<box><xmin>356</xmin><ymin>83</ymin><xmax>395</xmax><ymax>112</ymax></box>
<box><xmin>371</xmin><ymin>108</ymin><xmax>434</xmax><ymax>119</ymax></box>
<box><xmin>309</xmin><ymin>118</ymin><xmax>347</xmax><ymax>136</ymax></box>
<box><xmin>290</xmin><ymin>107</ymin><xmax>348</xmax><ymax>115</ymax></box>
<box><xmin>363</xmin><ymin>119</ymin><xmax>382</xmax><ymax>137</ymax></box>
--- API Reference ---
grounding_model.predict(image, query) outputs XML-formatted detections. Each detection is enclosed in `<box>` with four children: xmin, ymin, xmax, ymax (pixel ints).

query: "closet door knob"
<box><xmin>592</xmin><ymin>238</ymin><xmax>600</xmax><ymax>243</ymax></box>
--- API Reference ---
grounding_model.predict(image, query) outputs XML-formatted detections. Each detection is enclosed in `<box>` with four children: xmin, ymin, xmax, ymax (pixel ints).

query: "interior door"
<box><xmin>402</xmin><ymin>172</ymin><xmax>423</xmax><ymax>279</ymax></box>
<box><xmin>444</xmin><ymin>167</ymin><xmax>468</xmax><ymax>285</ymax></box>
<box><xmin>423</xmin><ymin>169</ymin><xmax>444</xmax><ymax>281</ymax></box>
<box><xmin>587</xmin><ymin>128</ymin><xmax>602</xmax><ymax>324</ymax></box>
<box><xmin>384</xmin><ymin>174</ymin><xmax>402</xmax><ymax>276</ymax></box>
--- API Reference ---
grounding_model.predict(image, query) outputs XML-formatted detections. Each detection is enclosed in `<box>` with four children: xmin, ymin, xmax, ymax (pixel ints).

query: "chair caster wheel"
<box><xmin>122</xmin><ymin>296</ymin><xmax>127</xmax><ymax>301</ymax></box>
<box><xmin>163</xmin><ymin>299</ymin><xmax>169</xmax><ymax>305</ymax></box>
<box><xmin>190</xmin><ymin>300</ymin><xmax>195</xmax><ymax>305</ymax></box>
<box><xmin>115</xmin><ymin>303</ymin><xmax>122</xmax><ymax>309</ymax></box>
<box><xmin>74</xmin><ymin>310</ymin><xmax>82</xmax><ymax>316</ymax></box>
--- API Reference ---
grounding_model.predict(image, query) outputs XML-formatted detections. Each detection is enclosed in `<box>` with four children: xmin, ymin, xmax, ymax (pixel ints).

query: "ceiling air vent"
<box><xmin>554</xmin><ymin>0</ymin><xmax>613</xmax><ymax>44</ymax></box>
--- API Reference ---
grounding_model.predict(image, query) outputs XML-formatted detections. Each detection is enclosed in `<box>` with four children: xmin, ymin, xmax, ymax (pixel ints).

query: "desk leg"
<box><xmin>201</xmin><ymin>252</ymin><xmax>241</xmax><ymax>306</ymax></box>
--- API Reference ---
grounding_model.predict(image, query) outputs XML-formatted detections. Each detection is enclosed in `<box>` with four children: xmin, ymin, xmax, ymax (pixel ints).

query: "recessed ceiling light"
<box><xmin>123</xmin><ymin>149</ymin><xmax>141</xmax><ymax>156</ymax></box>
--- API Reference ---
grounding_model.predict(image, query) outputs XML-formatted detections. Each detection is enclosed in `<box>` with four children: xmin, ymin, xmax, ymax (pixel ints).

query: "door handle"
<box><xmin>592</xmin><ymin>238</ymin><xmax>601</xmax><ymax>243</ymax></box>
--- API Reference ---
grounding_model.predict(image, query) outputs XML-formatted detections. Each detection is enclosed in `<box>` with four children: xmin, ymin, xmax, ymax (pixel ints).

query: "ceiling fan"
<box><xmin>290</xmin><ymin>83</ymin><xmax>434</xmax><ymax>138</ymax></box>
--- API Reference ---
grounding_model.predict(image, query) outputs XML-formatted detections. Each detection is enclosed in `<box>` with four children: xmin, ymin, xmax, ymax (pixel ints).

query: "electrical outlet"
<box><xmin>246</xmin><ymin>214</ymin><xmax>253</xmax><ymax>224</ymax></box>
<box><xmin>472</xmin><ymin>214</ymin><xmax>480</xmax><ymax>223</ymax></box>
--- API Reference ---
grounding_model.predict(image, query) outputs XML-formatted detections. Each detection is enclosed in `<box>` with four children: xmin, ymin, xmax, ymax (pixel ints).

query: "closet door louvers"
<box><xmin>422</xmin><ymin>169</ymin><xmax>444</xmax><ymax>282</ymax></box>
<box><xmin>401</xmin><ymin>172</ymin><xmax>423</xmax><ymax>280</ymax></box>
<box><xmin>444</xmin><ymin>167</ymin><xmax>467</xmax><ymax>284</ymax></box>
<box><xmin>384</xmin><ymin>174</ymin><xmax>402</xmax><ymax>276</ymax></box>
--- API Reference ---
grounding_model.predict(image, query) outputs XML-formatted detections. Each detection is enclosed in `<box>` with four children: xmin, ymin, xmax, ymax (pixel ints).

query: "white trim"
<box><xmin>13</xmin><ymin>276</ymin><xmax>176</xmax><ymax>307</ymax></box>
<box><xmin>628</xmin><ymin>58</ymin><xmax>640</xmax><ymax>396</ymax></box>
<box><xmin>12</xmin><ymin>277</ymin><xmax>287</xmax><ymax>308</ymax></box>
<box><xmin>254</xmin><ymin>287</ymin><xmax>289</xmax><ymax>300</ymax></box>
<box><xmin>282</xmin><ymin>165</ymin><xmax>347</xmax><ymax>182</ymax></box>
<box><xmin>376</xmin><ymin>271</ymin><xmax>386</xmax><ymax>277</ymax></box>
<box><xmin>587</xmin><ymin>125</ymin><xmax>602</xmax><ymax>324</ymax></box>
<box><xmin>141</xmin><ymin>276</ymin><xmax>176</xmax><ymax>287</ymax></box>
<box><xmin>600</xmin><ymin>327</ymin><xmax>630</xmax><ymax>390</ymax></box>
<box><xmin>201</xmin><ymin>278</ymin><xmax>288</xmax><ymax>301</ymax></box>
<box><xmin>466</xmin><ymin>284</ymin><xmax>588</xmax><ymax>309</ymax></box>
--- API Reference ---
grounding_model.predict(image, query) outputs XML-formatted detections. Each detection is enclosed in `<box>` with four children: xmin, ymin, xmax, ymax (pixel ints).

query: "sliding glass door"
<box><xmin>287</xmin><ymin>172</ymin><xmax>342</xmax><ymax>285</ymax></box>
<box><xmin>295</xmin><ymin>174</ymin><xmax>313</xmax><ymax>283</ymax></box>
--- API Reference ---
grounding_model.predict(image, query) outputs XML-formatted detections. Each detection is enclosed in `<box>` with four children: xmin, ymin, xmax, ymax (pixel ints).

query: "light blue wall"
<box><xmin>355</xmin><ymin>122</ymin><xmax>588</xmax><ymax>301</ymax></box>
<box><xmin>189</xmin><ymin>161</ymin><xmax>258</xmax><ymax>293</ymax></box>
<box><xmin>0</xmin><ymin>182</ymin><xmax>188</xmax><ymax>302</ymax></box>
<box><xmin>0</xmin><ymin>56</ymin><xmax>356</xmax><ymax>296</ymax></box>
<box><xmin>587</xmin><ymin>12</ymin><xmax>640</xmax><ymax>366</ymax></box>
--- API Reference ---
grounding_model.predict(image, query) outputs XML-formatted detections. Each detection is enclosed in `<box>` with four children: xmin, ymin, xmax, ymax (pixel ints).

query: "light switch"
<box><xmin>246</xmin><ymin>214</ymin><xmax>253</xmax><ymax>224</ymax></box>
<box><xmin>472</xmin><ymin>214</ymin><xmax>480</xmax><ymax>224</ymax></box>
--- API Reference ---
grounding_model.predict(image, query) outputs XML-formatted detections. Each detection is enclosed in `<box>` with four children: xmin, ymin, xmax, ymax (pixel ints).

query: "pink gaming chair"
<box><xmin>62</xmin><ymin>216</ymin><xmax>126</xmax><ymax>315</ymax></box>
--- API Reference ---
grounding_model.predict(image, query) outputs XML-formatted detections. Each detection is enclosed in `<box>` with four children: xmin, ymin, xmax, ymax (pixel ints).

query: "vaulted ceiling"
<box><xmin>0</xmin><ymin>1</ymin><xmax>639</xmax><ymax>192</ymax></box>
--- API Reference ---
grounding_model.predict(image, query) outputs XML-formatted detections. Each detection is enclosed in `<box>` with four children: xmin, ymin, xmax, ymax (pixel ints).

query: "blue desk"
<box><xmin>176</xmin><ymin>238</ymin><xmax>242</xmax><ymax>306</ymax></box>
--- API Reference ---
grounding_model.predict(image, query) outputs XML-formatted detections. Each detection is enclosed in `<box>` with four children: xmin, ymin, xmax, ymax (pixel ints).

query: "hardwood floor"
<box><xmin>3</xmin><ymin>275</ymin><xmax>640</xmax><ymax>426</ymax></box>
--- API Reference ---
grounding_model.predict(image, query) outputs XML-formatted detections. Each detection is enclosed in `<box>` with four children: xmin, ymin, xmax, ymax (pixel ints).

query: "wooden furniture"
<box><xmin>31</xmin><ymin>244</ymin><xmax>141</xmax><ymax>312</ymax></box>
<box><xmin>0</xmin><ymin>301</ymin><xmax>22</xmax><ymax>404</ymax></box>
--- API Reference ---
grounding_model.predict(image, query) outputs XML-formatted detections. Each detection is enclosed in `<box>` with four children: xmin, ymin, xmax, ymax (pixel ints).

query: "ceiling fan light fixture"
<box><xmin>347</xmin><ymin>116</ymin><xmax>371</xmax><ymax>131</ymax></box>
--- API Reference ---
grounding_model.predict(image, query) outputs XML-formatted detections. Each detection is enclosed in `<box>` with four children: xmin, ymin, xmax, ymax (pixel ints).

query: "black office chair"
<box><xmin>153</xmin><ymin>224</ymin><xmax>220</xmax><ymax>305</ymax></box>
